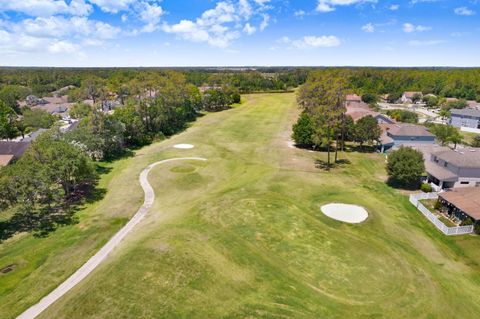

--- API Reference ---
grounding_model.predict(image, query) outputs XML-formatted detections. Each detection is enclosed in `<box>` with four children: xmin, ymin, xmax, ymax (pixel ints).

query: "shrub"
<box><xmin>292</xmin><ymin>112</ymin><xmax>314</xmax><ymax>147</ymax></box>
<box><xmin>386</xmin><ymin>146</ymin><xmax>425</xmax><ymax>188</ymax></box>
<box><xmin>434</xmin><ymin>200</ymin><xmax>442</xmax><ymax>211</ymax></box>
<box><xmin>420</xmin><ymin>183</ymin><xmax>433</xmax><ymax>193</ymax></box>
<box><xmin>474</xmin><ymin>224</ymin><xmax>480</xmax><ymax>235</ymax></box>
<box><xmin>460</xmin><ymin>217</ymin><xmax>474</xmax><ymax>226</ymax></box>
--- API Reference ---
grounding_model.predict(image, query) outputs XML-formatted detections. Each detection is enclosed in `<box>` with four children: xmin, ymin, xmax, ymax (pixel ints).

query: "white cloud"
<box><xmin>454</xmin><ymin>7</ymin><xmax>475</xmax><ymax>16</ymax></box>
<box><xmin>162</xmin><ymin>1</ymin><xmax>271</xmax><ymax>48</ymax></box>
<box><xmin>361</xmin><ymin>23</ymin><xmax>374</xmax><ymax>32</ymax></box>
<box><xmin>17</xmin><ymin>16</ymin><xmax>120</xmax><ymax>40</ymax></box>
<box><xmin>88</xmin><ymin>0</ymin><xmax>137</xmax><ymax>13</ymax></box>
<box><xmin>408</xmin><ymin>39</ymin><xmax>446</xmax><ymax>46</ymax></box>
<box><xmin>294</xmin><ymin>10</ymin><xmax>306</xmax><ymax>17</ymax></box>
<box><xmin>316</xmin><ymin>0</ymin><xmax>377</xmax><ymax>13</ymax></box>
<box><xmin>292</xmin><ymin>35</ymin><xmax>341</xmax><ymax>48</ymax></box>
<box><xmin>0</xmin><ymin>30</ymin><xmax>11</xmax><ymax>43</ymax></box>
<box><xmin>403</xmin><ymin>23</ymin><xmax>431</xmax><ymax>33</ymax></box>
<box><xmin>48</xmin><ymin>40</ymin><xmax>78</xmax><ymax>53</ymax></box>
<box><xmin>260</xmin><ymin>14</ymin><xmax>270</xmax><ymax>31</ymax></box>
<box><xmin>0</xmin><ymin>0</ymin><xmax>92</xmax><ymax>17</ymax></box>
<box><xmin>389</xmin><ymin>4</ymin><xmax>399</xmax><ymax>10</ymax></box>
<box><xmin>277</xmin><ymin>36</ymin><xmax>291</xmax><ymax>44</ymax></box>
<box><xmin>243</xmin><ymin>23</ymin><xmax>256</xmax><ymax>35</ymax></box>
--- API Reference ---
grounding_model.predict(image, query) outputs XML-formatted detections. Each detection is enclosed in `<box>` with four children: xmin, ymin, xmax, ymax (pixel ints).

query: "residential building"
<box><xmin>426</xmin><ymin>148</ymin><xmax>480</xmax><ymax>190</ymax></box>
<box><xmin>401</xmin><ymin>91</ymin><xmax>423</xmax><ymax>104</ymax></box>
<box><xmin>438</xmin><ymin>187</ymin><xmax>480</xmax><ymax>224</ymax></box>
<box><xmin>449</xmin><ymin>108</ymin><xmax>480</xmax><ymax>129</ymax></box>
<box><xmin>0</xmin><ymin>141</ymin><xmax>30</xmax><ymax>166</ymax></box>
<box><xmin>379</xmin><ymin>123</ymin><xmax>435</xmax><ymax>152</ymax></box>
<box><xmin>346</xmin><ymin>102</ymin><xmax>395</xmax><ymax>124</ymax></box>
<box><xmin>466</xmin><ymin>100</ymin><xmax>480</xmax><ymax>110</ymax></box>
<box><xmin>346</xmin><ymin>94</ymin><xmax>362</xmax><ymax>103</ymax></box>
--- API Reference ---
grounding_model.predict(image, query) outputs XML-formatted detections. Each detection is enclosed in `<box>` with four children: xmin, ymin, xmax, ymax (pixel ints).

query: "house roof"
<box><xmin>0</xmin><ymin>141</ymin><xmax>30</xmax><ymax>160</ymax></box>
<box><xmin>386</xmin><ymin>124</ymin><xmax>435</xmax><ymax>137</ymax></box>
<box><xmin>346</xmin><ymin>94</ymin><xmax>362</xmax><ymax>102</ymax></box>
<box><xmin>445</xmin><ymin>97</ymin><xmax>459</xmax><ymax>103</ymax></box>
<box><xmin>425</xmin><ymin>160</ymin><xmax>458</xmax><ymax>181</ymax></box>
<box><xmin>439</xmin><ymin>188</ymin><xmax>480</xmax><ymax>220</ymax></box>
<box><xmin>466</xmin><ymin>100</ymin><xmax>479</xmax><ymax>109</ymax></box>
<box><xmin>432</xmin><ymin>148</ymin><xmax>480</xmax><ymax>168</ymax></box>
<box><xmin>0</xmin><ymin>154</ymin><xmax>14</xmax><ymax>166</ymax></box>
<box><xmin>403</xmin><ymin>92</ymin><xmax>422</xmax><ymax>98</ymax></box>
<box><xmin>380</xmin><ymin>131</ymin><xmax>394</xmax><ymax>145</ymax></box>
<box><xmin>450</xmin><ymin>108</ymin><xmax>480</xmax><ymax>118</ymax></box>
<box><xmin>345</xmin><ymin>101</ymin><xmax>388</xmax><ymax>122</ymax></box>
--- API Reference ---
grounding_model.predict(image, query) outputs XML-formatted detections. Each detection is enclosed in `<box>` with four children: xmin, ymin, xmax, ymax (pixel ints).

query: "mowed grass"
<box><xmin>3</xmin><ymin>93</ymin><xmax>480</xmax><ymax>318</ymax></box>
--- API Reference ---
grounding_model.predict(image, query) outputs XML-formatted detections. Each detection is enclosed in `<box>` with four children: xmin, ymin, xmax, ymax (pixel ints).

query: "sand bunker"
<box><xmin>173</xmin><ymin>144</ymin><xmax>194</xmax><ymax>149</ymax></box>
<box><xmin>321</xmin><ymin>203</ymin><xmax>368</xmax><ymax>224</ymax></box>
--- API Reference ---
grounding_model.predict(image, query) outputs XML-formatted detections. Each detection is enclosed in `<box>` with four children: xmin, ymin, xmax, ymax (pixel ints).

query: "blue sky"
<box><xmin>0</xmin><ymin>0</ymin><xmax>479</xmax><ymax>67</ymax></box>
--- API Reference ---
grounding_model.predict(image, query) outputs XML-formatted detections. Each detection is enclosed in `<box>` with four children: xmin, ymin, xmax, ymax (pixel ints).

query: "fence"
<box><xmin>409</xmin><ymin>193</ymin><xmax>474</xmax><ymax>236</ymax></box>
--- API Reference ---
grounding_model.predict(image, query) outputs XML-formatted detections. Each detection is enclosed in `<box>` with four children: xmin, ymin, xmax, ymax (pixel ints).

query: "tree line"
<box><xmin>292</xmin><ymin>71</ymin><xmax>382</xmax><ymax>169</ymax></box>
<box><xmin>0</xmin><ymin>71</ymin><xmax>236</xmax><ymax>240</ymax></box>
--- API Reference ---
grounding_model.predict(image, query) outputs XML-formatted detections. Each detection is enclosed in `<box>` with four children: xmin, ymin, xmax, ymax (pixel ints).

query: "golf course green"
<box><xmin>1</xmin><ymin>93</ymin><xmax>480</xmax><ymax>318</ymax></box>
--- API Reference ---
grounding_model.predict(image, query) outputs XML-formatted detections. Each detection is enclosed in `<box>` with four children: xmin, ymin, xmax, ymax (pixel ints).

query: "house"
<box><xmin>466</xmin><ymin>100</ymin><xmax>480</xmax><ymax>110</ymax></box>
<box><xmin>438</xmin><ymin>187</ymin><xmax>480</xmax><ymax>224</ymax></box>
<box><xmin>426</xmin><ymin>148</ymin><xmax>480</xmax><ymax>190</ymax></box>
<box><xmin>401</xmin><ymin>91</ymin><xmax>423</xmax><ymax>104</ymax></box>
<box><xmin>449</xmin><ymin>108</ymin><xmax>480</xmax><ymax>129</ymax></box>
<box><xmin>199</xmin><ymin>85</ymin><xmax>222</xmax><ymax>93</ymax></box>
<box><xmin>346</xmin><ymin>94</ymin><xmax>362</xmax><ymax>103</ymax></box>
<box><xmin>0</xmin><ymin>141</ymin><xmax>30</xmax><ymax>166</ymax></box>
<box><xmin>25</xmin><ymin>95</ymin><xmax>48</xmax><ymax>106</ymax></box>
<box><xmin>346</xmin><ymin>102</ymin><xmax>395</xmax><ymax>124</ymax></box>
<box><xmin>379</xmin><ymin>123</ymin><xmax>435</xmax><ymax>152</ymax></box>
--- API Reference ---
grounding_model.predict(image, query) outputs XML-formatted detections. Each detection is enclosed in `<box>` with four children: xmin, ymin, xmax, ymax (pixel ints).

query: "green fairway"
<box><xmin>2</xmin><ymin>93</ymin><xmax>480</xmax><ymax>318</ymax></box>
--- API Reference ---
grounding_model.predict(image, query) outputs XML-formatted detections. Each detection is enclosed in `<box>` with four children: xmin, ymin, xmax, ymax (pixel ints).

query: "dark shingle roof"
<box><xmin>432</xmin><ymin>148</ymin><xmax>480</xmax><ymax>168</ymax></box>
<box><xmin>0</xmin><ymin>141</ymin><xmax>30</xmax><ymax>160</ymax></box>
<box><xmin>387</xmin><ymin>124</ymin><xmax>435</xmax><ymax>137</ymax></box>
<box><xmin>450</xmin><ymin>108</ymin><xmax>480</xmax><ymax>118</ymax></box>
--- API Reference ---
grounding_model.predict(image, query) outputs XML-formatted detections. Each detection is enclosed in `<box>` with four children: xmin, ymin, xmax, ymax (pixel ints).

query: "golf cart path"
<box><xmin>17</xmin><ymin>157</ymin><xmax>207</xmax><ymax>319</ymax></box>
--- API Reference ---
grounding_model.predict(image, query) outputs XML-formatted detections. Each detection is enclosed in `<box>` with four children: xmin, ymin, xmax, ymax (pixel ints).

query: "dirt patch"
<box><xmin>1</xmin><ymin>264</ymin><xmax>16</xmax><ymax>274</ymax></box>
<box><xmin>155</xmin><ymin>243</ymin><xmax>171</xmax><ymax>253</ymax></box>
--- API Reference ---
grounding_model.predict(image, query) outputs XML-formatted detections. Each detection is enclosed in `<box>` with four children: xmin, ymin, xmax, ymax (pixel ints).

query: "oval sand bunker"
<box><xmin>173</xmin><ymin>144</ymin><xmax>194</xmax><ymax>149</ymax></box>
<box><xmin>321</xmin><ymin>203</ymin><xmax>368</xmax><ymax>224</ymax></box>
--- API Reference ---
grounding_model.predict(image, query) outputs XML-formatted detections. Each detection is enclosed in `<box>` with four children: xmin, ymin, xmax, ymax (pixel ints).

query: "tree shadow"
<box><xmin>345</xmin><ymin>145</ymin><xmax>379</xmax><ymax>153</ymax></box>
<box><xmin>0</xmin><ymin>172</ymin><xmax>108</xmax><ymax>242</ymax></box>
<box><xmin>315</xmin><ymin>158</ymin><xmax>351</xmax><ymax>171</ymax></box>
<box><xmin>386</xmin><ymin>177</ymin><xmax>420</xmax><ymax>191</ymax></box>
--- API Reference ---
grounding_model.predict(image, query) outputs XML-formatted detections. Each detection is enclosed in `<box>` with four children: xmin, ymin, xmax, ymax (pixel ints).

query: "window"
<box><xmin>460</xmin><ymin>181</ymin><xmax>470</xmax><ymax>185</ymax></box>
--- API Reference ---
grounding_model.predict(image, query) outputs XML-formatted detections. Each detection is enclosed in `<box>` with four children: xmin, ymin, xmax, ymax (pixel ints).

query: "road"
<box><xmin>17</xmin><ymin>157</ymin><xmax>207</xmax><ymax>319</ymax></box>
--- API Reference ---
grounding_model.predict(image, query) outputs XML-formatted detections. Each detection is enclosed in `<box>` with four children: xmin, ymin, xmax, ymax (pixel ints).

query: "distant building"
<box><xmin>380</xmin><ymin>123</ymin><xmax>435</xmax><ymax>152</ymax></box>
<box><xmin>449</xmin><ymin>108</ymin><xmax>480</xmax><ymax>129</ymax></box>
<box><xmin>346</xmin><ymin>101</ymin><xmax>395</xmax><ymax>124</ymax></box>
<box><xmin>466</xmin><ymin>100</ymin><xmax>480</xmax><ymax>109</ymax></box>
<box><xmin>346</xmin><ymin>94</ymin><xmax>362</xmax><ymax>103</ymax></box>
<box><xmin>0</xmin><ymin>141</ymin><xmax>30</xmax><ymax>166</ymax></box>
<box><xmin>401</xmin><ymin>91</ymin><xmax>423</xmax><ymax>104</ymax></box>
<box><xmin>426</xmin><ymin>148</ymin><xmax>480</xmax><ymax>190</ymax></box>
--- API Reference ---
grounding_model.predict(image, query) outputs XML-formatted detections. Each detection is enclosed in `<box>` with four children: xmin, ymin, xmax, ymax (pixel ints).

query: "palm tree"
<box><xmin>448</xmin><ymin>130</ymin><xmax>463</xmax><ymax>149</ymax></box>
<box><xmin>439</xmin><ymin>108</ymin><xmax>450</xmax><ymax>123</ymax></box>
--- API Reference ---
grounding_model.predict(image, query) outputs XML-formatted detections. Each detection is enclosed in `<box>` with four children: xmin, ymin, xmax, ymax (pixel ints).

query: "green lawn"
<box><xmin>2</xmin><ymin>93</ymin><xmax>480</xmax><ymax>318</ymax></box>
<box><xmin>460</xmin><ymin>131</ymin><xmax>480</xmax><ymax>146</ymax></box>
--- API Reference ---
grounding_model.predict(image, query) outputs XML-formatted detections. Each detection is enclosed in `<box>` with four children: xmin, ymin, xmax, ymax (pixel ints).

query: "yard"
<box><xmin>2</xmin><ymin>93</ymin><xmax>480</xmax><ymax>319</ymax></box>
<box><xmin>420</xmin><ymin>199</ymin><xmax>458</xmax><ymax>227</ymax></box>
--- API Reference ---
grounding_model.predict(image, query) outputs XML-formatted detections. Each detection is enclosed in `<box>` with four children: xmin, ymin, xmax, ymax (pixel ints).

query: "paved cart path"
<box><xmin>17</xmin><ymin>157</ymin><xmax>207</xmax><ymax>319</ymax></box>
